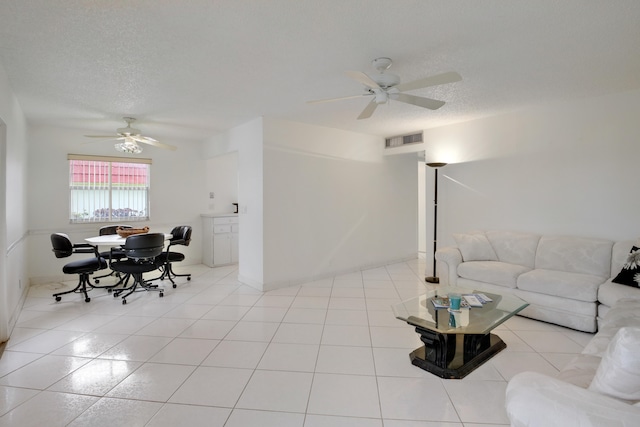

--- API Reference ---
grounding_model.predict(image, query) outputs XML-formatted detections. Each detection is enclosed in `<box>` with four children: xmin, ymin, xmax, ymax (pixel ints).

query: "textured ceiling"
<box><xmin>1</xmin><ymin>0</ymin><xmax>640</xmax><ymax>145</ymax></box>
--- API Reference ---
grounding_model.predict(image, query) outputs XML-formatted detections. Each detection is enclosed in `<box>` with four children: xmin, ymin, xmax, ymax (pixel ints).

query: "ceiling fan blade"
<box><xmin>82</xmin><ymin>136</ymin><xmax>126</xmax><ymax>144</ymax></box>
<box><xmin>346</xmin><ymin>70</ymin><xmax>381</xmax><ymax>89</ymax></box>
<box><xmin>395</xmin><ymin>71</ymin><xmax>462</xmax><ymax>92</ymax></box>
<box><xmin>129</xmin><ymin>135</ymin><xmax>153</xmax><ymax>143</ymax></box>
<box><xmin>134</xmin><ymin>136</ymin><xmax>177</xmax><ymax>151</ymax></box>
<box><xmin>357</xmin><ymin>99</ymin><xmax>378</xmax><ymax>120</ymax></box>
<box><xmin>395</xmin><ymin>93</ymin><xmax>446</xmax><ymax>110</ymax></box>
<box><xmin>307</xmin><ymin>93</ymin><xmax>371</xmax><ymax>104</ymax></box>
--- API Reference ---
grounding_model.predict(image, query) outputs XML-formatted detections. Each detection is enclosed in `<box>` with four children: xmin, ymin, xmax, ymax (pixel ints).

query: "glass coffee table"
<box><xmin>392</xmin><ymin>287</ymin><xmax>528</xmax><ymax>379</ymax></box>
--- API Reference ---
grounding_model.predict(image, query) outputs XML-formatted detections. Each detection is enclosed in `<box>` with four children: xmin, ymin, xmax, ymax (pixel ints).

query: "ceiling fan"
<box><xmin>84</xmin><ymin>117</ymin><xmax>177</xmax><ymax>153</ymax></box>
<box><xmin>307</xmin><ymin>57</ymin><xmax>462</xmax><ymax>120</ymax></box>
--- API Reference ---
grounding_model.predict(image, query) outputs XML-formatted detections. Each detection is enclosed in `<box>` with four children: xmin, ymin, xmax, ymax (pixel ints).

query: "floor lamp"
<box><xmin>425</xmin><ymin>162</ymin><xmax>447</xmax><ymax>283</ymax></box>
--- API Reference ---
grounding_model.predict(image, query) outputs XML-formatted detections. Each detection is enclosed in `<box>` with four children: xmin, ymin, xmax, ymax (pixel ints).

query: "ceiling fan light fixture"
<box><xmin>374</xmin><ymin>91</ymin><xmax>389</xmax><ymax>104</ymax></box>
<box><xmin>114</xmin><ymin>137</ymin><xmax>143</xmax><ymax>154</ymax></box>
<box><xmin>84</xmin><ymin>117</ymin><xmax>177</xmax><ymax>151</ymax></box>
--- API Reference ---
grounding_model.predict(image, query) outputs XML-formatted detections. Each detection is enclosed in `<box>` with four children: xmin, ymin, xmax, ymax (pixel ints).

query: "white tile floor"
<box><xmin>0</xmin><ymin>260</ymin><xmax>593</xmax><ymax>426</ymax></box>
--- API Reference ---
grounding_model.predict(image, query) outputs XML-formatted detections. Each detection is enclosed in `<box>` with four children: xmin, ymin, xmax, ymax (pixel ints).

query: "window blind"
<box><xmin>68</xmin><ymin>155</ymin><xmax>151</xmax><ymax>223</ymax></box>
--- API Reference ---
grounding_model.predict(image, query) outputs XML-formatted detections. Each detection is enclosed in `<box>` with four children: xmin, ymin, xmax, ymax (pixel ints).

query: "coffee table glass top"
<box><xmin>392</xmin><ymin>287</ymin><xmax>528</xmax><ymax>335</ymax></box>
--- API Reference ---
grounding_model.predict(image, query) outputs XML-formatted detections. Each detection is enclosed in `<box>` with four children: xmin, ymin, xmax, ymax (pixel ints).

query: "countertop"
<box><xmin>200</xmin><ymin>212</ymin><xmax>238</xmax><ymax>218</ymax></box>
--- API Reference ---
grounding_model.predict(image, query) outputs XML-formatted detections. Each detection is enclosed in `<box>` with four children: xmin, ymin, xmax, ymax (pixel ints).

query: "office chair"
<box><xmin>93</xmin><ymin>224</ymin><xmax>132</xmax><ymax>284</ymax></box>
<box><xmin>51</xmin><ymin>233</ymin><xmax>108</xmax><ymax>303</ymax></box>
<box><xmin>150</xmin><ymin>225</ymin><xmax>192</xmax><ymax>288</ymax></box>
<box><xmin>110</xmin><ymin>233</ymin><xmax>165</xmax><ymax>304</ymax></box>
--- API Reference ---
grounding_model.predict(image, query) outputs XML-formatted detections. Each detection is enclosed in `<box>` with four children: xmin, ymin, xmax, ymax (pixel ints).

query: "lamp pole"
<box><xmin>425</xmin><ymin>162</ymin><xmax>447</xmax><ymax>283</ymax></box>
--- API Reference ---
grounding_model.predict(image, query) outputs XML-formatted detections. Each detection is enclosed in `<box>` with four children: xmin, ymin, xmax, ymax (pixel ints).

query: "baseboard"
<box><xmin>29</xmin><ymin>275</ymin><xmax>68</xmax><ymax>286</ymax></box>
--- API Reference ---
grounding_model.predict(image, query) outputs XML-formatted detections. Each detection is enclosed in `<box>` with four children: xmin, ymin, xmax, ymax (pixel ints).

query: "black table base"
<box><xmin>409</xmin><ymin>325</ymin><xmax>506</xmax><ymax>379</ymax></box>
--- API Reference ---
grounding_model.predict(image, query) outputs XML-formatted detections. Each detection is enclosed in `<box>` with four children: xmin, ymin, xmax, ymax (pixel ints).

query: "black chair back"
<box><xmin>184</xmin><ymin>226</ymin><xmax>192</xmax><ymax>246</ymax></box>
<box><xmin>168</xmin><ymin>226</ymin><xmax>181</xmax><ymax>241</ymax></box>
<box><xmin>51</xmin><ymin>233</ymin><xmax>73</xmax><ymax>258</ymax></box>
<box><xmin>179</xmin><ymin>226</ymin><xmax>192</xmax><ymax>247</ymax></box>
<box><xmin>169</xmin><ymin>225</ymin><xmax>192</xmax><ymax>247</ymax></box>
<box><xmin>99</xmin><ymin>224</ymin><xmax>132</xmax><ymax>236</ymax></box>
<box><xmin>124</xmin><ymin>233</ymin><xmax>165</xmax><ymax>261</ymax></box>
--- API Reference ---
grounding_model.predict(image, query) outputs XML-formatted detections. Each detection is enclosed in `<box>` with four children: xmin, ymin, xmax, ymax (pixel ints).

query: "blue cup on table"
<box><xmin>449</xmin><ymin>293</ymin><xmax>462</xmax><ymax>311</ymax></box>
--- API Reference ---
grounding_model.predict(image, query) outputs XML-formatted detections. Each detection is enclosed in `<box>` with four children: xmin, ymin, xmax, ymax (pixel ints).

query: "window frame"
<box><xmin>68</xmin><ymin>154</ymin><xmax>152</xmax><ymax>224</ymax></box>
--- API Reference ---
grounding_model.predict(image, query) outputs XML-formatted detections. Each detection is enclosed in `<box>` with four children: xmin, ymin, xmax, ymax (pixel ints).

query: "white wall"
<box><xmin>202</xmin><ymin>117</ymin><xmax>265</xmax><ymax>287</ymax></box>
<box><xmin>262</xmin><ymin>118</ymin><xmax>418</xmax><ymax>289</ymax></box>
<box><xmin>421</xmin><ymin>89</ymin><xmax>640</xmax><ymax>252</ymax></box>
<box><xmin>27</xmin><ymin>124</ymin><xmax>207</xmax><ymax>282</ymax></box>
<box><xmin>232</xmin><ymin>119</ymin><xmax>265</xmax><ymax>288</ymax></box>
<box><xmin>0</xmin><ymin>61</ymin><xmax>29</xmax><ymax>340</ymax></box>
<box><xmin>202</xmin><ymin>118</ymin><xmax>419</xmax><ymax>290</ymax></box>
<box><xmin>204</xmin><ymin>152</ymin><xmax>238</xmax><ymax>214</ymax></box>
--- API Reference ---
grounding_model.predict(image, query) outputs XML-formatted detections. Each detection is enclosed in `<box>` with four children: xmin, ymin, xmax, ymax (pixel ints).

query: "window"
<box><xmin>68</xmin><ymin>154</ymin><xmax>151</xmax><ymax>223</ymax></box>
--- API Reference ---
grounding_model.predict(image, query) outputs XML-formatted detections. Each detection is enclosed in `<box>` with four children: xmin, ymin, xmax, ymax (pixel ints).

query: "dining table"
<box><xmin>85</xmin><ymin>232</ymin><xmax>173</xmax><ymax>246</ymax></box>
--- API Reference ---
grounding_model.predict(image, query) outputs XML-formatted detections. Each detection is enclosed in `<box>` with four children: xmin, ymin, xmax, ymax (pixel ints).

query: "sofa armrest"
<box><xmin>506</xmin><ymin>372</ymin><xmax>640</xmax><ymax>427</ymax></box>
<box><xmin>435</xmin><ymin>246</ymin><xmax>462</xmax><ymax>287</ymax></box>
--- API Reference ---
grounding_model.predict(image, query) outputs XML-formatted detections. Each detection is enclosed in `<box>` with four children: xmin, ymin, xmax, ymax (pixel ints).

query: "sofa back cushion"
<box><xmin>453</xmin><ymin>232</ymin><xmax>498</xmax><ymax>261</ymax></box>
<box><xmin>535</xmin><ymin>235</ymin><xmax>613</xmax><ymax>278</ymax></box>
<box><xmin>486</xmin><ymin>231</ymin><xmax>540</xmax><ymax>268</ymax></box>
<box><xmin>589</xmin><ymin>326</ymin><xmax>640</xmax><ymax>401</ymax></box>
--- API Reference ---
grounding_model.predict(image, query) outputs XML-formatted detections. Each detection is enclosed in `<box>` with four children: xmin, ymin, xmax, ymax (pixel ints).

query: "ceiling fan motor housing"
<box><xmin>372</xmin><ymin>57</ymin><xmax>392</xmax><ymax>71</ymax></box>
<box><xmin>117</xmin><ymin>117</ymin><xmax>140</xmax><ymax>135</ymax></box>
<box><xmin>117</xmin><ymin>127</ymin><xmax>141</xmax><ymax>136</ymax></box>
<box><xmin>373</xmin><ymin>73</ymin><xmax>400</xmax><ymax>89</ymax></box>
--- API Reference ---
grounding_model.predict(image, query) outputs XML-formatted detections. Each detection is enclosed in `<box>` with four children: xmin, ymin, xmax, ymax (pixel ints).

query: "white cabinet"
<box><xmin>202</xmin><ymin>214</ymin><xmax>239</xmax><ymax>267</ymax></box>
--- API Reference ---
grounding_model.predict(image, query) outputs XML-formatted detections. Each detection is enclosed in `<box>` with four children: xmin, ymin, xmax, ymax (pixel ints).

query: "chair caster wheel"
<box><xmin>122</xmin><ymin>299</ymin><xmax>127</xmax><ymax>305</ymax></box>
<box><xmin>172</xmin><ymin>284</ymin><xmax>177</xmax><ymax>288</ymax></box>
<box><xmin>159</xmin><ymin>292</ymin><xmax>164</xmax><ymax>297</ymax></box>
<box><xmin>55</xmin><ymin>296</ymin><xmax>61</xmax><ymax>302</ymax></box>
<box><xmin>95</xmin><ymin>279</ymin><xmax>100</xmax><ymax>284</ymax></box>
<box><xmin>187</xmin><ymin>277</ymin><xmax>191</xmax><ymax>281</ymax></box>
<box><xmin>85</xmin><ymin>297</ymin><xmax>91</xmax><ymax>303</ymax></box>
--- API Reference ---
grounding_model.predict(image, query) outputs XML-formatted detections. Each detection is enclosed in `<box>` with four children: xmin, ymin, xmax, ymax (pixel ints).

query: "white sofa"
<box><xmin>505</xmin><ymin>298</ymin><xmax>640</xmax><ymax>426</ymax></box>
<box><xmin>435</xmin><ymin>231</ymin><xmax>640</xmax><ymax>332</ymax></box>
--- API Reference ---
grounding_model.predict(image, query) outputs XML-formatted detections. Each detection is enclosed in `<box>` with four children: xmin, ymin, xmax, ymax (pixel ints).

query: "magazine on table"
<box><xmin>431</xmin><ymin>293</ymin><xmax>492</xmax><ymax>309</ymax></box>
<box><xmin>462</xmin><ymin>293</ymin><xmax>493</xmax><ymax>307</ymax></box>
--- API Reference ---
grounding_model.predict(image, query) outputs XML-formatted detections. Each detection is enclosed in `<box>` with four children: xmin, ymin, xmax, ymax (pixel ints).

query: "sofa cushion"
<box><xmin>589</xmin><ymin>327</ymin><xmax>640</xmax><ymax>401</ymax></box>
<box><xmin>486</xmin><ymin>230</ymin><xmax>540</xmax><ymax>268</ymax></box>
<box><xmin>601</xmin><ymin>299</ymin><xmax>640</xmax><ymax>329</ymax></box>
<box><xmin>457</xmin><ymin>261</ymin><xmax>529</xmax><ymax>288</ymax></box>
<box><xmin>612</xmin><ymin>246</ymin><xmax>640</xmax><ymax>288</ymax></box>
<box><xmin>583</xmin><ymin>299</ymin><xmax>640</xmax><ymax>356</ymax></box>
<box><xmin>598</xmin><ymin>280</ymin><xmax>640</xmax><ymax>308</ymax></box>
<box><xmin>453</xmin><ymin>232</ymin><xmax>498</xmax><ymax>261</ymax></box>
<box><xmin>517</xmin><ymin>269</ymin><xmax>604</xmax><ymax>302</ymax></box>
<box><xmin>534</xmin><ymin>235</ymin><xmax>613</xmax><ymax>278</ymax></box>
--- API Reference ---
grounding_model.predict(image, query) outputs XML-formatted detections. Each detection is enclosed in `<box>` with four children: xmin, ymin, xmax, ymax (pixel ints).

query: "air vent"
<box><xmin>385</xmin><ymin>132</ymin><xmax>423</xmax><ymax>148</ymax></box>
